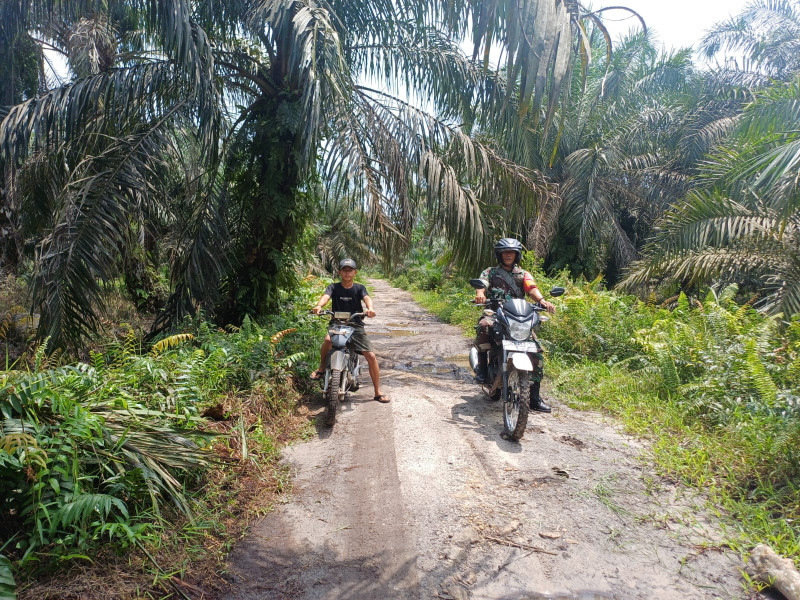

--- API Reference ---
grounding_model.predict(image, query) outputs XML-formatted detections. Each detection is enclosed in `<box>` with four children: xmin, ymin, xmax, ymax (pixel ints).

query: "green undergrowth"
<box><xmin>0</xmin><ymin>276</ymin><xmax>329</xmax><ymax>599</ymax></box>
<box><xmin>390</xmin><ymin>253</ymin><xmax>800</xmax><ymax>563</ymax></box>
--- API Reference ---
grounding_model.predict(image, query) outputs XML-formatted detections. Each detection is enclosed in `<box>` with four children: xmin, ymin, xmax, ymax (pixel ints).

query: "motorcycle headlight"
<box><xmin>507</xmin><ymin>318</ymin><xmax>532</xmax><ymax>341</ymax></box>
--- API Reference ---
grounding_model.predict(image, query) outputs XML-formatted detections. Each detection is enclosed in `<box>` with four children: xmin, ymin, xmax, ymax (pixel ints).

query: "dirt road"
<box><xmin>221</xmin><ymin>279</ymin><xmax>749</xmax><ymax>599</ymax></box>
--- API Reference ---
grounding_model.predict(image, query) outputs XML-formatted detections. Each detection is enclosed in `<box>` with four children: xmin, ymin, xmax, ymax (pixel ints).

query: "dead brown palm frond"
<box><xmin>527</xmin><ymin>192</ymin><xmax>564</xmax><ymax>259</ymax></box>
<box><xmin>270</xmin><ymin>328</ymin><xmax>296</xmax><ymax>344</ymax></box>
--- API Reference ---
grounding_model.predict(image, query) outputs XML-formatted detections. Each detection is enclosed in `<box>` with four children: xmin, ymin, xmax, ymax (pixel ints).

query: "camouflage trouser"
<box><xmin>474</xmin><ymin>316</ymin><xmax>494</xmax><ymax>350</ymax></box>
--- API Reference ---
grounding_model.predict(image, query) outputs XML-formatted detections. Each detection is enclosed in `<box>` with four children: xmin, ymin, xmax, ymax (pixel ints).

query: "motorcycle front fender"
<box><xmin>508</xmin><ymin>352</ymin><xmax>533</xmax><ymax>371</ymax></box>
<box><xmin>329</xmin><ymin>350</ymin><xmax>347</xmax><ymax>371</ymax></box>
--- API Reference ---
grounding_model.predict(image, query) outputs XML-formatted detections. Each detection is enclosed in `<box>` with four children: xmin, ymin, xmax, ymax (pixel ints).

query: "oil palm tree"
<box><xmin>620</xmin><ymin>2</ymin><xmax>800</xmax><ymax>316</ymax></box>
<box><xmin>0</xmin><ymin>1</ymin><xmax>221</xmax><ymax>346</ymax></box>
<box><xmin>1</xmin><ymin>0</ymin><xmax>610</xmax><ymax>345</ymax></box>
<box><xmin>510</xmin><ymin>24</ymin><xmax>751</xmax><ymax>283</ymax></box>
<box><xmin>700</xmin><ymin>0</ymin><xmax>800</xmax><ymax>80</ymax></box>
<box><xmin>198</xmin><ymin>0</ymin><xmax>610</xmax><ymax>319</ymax></box>
<box><xmin>515</xmin><ymin>31</ymin><xmax>698</xmax><ymax>280</ymax></box>
<box><xmin>620</xmin><ymin>79</ymin><xmax>800</xmax><ymax>316</ymax></box>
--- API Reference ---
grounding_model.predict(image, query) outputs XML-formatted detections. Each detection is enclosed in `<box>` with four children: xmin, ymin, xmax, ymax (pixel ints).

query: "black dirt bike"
<box><xmin>314</xmin><ymin>310</ymin><xmax>365</xmax><ymax>426</ymax></box>
<box><xmin>468</xmin><ymin>280</ymin><xmax>565</xmax><ymax>440</ymax></box>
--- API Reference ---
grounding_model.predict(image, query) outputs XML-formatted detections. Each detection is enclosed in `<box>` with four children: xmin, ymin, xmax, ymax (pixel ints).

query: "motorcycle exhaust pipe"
<box><xmin>468</xmin><ymin>347</ymin><xmax>479</xmax><ymax>373</ymax></box>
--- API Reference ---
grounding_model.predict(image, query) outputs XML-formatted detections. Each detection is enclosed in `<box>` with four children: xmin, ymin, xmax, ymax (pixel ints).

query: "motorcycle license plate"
<box><xmin>502</xmin><ymin>340</ymin><xmax>540</xmax><ymax>352</ymax></box>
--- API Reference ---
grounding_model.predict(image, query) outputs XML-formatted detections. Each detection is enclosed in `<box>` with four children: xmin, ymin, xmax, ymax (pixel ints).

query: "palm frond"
<box><xmin>151</xmin><ymin>333</ymin><xmax>195</xmax><ymax>355</ymax></box>
<box><xmin>700</xmin><ymin>0</ymin><xmax>800</xmax><ymax>79</ymax></box>
<box><xmin>0</xmin><ymin>554</ymin><xmax>16</xmax><ymax>600</ymax></box>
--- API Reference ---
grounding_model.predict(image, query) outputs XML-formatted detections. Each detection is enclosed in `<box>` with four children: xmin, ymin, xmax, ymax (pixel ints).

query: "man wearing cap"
<box><xmin>310</xmin><ymin>259</ymin><xmax>389</xmax><ymax>403</ymax></box>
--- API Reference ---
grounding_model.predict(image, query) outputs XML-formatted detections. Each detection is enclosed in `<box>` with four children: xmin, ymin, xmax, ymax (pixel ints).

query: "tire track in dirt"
<box><xmin>219</xmin><ymin>279</ymin><xmax>754</xmax><ymax>600</ymax></box>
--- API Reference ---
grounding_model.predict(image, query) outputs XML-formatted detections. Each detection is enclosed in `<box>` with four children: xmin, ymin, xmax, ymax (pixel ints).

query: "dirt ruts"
<box><xmin>219</xmin><ymin>279</ymin><xmax>753</xmax><ymax>599</ymax></box>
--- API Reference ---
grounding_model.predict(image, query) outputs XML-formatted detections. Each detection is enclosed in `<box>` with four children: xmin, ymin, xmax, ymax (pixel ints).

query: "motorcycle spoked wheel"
<box><xmin>503</xmin><ymin>368</ymin><xmax>530</xmax><ymax>440</ymax></box>
<box><xmin>326</xmin><ymin>368</ymin><xmax>342</xmax><ymax>426</ymax></box>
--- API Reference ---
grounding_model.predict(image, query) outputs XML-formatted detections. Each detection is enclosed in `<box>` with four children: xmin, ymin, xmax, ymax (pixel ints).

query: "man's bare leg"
<box><xmin>362</xmin><ymin>351</ymin><xmax>386</xmax><ymax>400</ymax></box>
<box><xmin>312</xmin><ymin>335</ymin><xmax>332</xmax><ymax>379</ymax></box>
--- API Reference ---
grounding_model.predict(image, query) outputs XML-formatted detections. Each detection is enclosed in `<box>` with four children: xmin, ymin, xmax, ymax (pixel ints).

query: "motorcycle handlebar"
<box><xmin>469</xmin><ymin>300</ymin><xmax>546</xmax><ymax>310</ymax></box>
<box><xmin>311</xmin><ymin>310</ymin><xmax>368</xmax><ymax>321</ymax></box>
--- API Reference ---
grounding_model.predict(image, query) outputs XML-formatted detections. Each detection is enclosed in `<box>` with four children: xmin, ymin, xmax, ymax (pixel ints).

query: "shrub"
<box><xmin>0</xmin><ymin>276</ymin><xmax>330</xmax><ymax>587</ymax></box>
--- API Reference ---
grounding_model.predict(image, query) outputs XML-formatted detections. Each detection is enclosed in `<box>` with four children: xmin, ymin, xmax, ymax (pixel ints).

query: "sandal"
<box><xmin>310</xmin><ymin>370</ymin><xmax>324</xmax><ymax>381</ymax></box>
<box><xmin>374</xmin><ymin>394</ymin><xmax>390</xmax><ymax>403</ymax></box>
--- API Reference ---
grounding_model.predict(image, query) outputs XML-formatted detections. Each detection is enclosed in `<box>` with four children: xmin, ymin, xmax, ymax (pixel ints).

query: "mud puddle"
<box><xmin>441</xmin><ymin>353</ymin><xmax>471</xmax><ymax>369</ymax></box>
<box><xmin>370</xmin><ymin>326</ymin><xmax>421</xmax><ymax>337</ymax></box>
<box><xmin>523</xmin><ymin>593</ymin><xmax>617</xmax><ymax>600</ymax></box>
<box><xmin>382</xmin><ymin>354</ymin><xmax>473</xmax><ymax>381</ymax></box>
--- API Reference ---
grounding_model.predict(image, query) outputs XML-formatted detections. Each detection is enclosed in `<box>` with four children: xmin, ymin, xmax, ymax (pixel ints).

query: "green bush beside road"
<box><xmin>0</xmin><ymin>277</ymin><xmax>329</xmax><ymax>598</ymax></box>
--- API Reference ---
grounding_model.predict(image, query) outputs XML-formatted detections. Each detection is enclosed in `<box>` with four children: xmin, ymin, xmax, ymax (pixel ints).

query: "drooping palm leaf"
<box><xmin>700</xmin><ymin>0</ymin><xmax>800</xmax><ymax>79</ymax></box>
<box><xmin>620</xmin><ymin>189</ymin><xmax>800</xmax><ymax>316</ymax></box>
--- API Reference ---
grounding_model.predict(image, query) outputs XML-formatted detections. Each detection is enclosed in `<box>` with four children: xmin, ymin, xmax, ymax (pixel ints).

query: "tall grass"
<box><xmin>391</xmin><ymin>253</ymin><xmax>800</xmax><ymax>561</ymax></box>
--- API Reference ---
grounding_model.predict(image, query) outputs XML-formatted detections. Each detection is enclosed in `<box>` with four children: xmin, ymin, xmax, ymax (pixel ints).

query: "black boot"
<box><xmin>530</xmin><ymin>380</ymin><xmax>551</xmax><ymax>413</ymax></box>
<box><xmin>475</xmin><ymin>351</ymin><xmax>489</xmax><ymax>383</ymax></box>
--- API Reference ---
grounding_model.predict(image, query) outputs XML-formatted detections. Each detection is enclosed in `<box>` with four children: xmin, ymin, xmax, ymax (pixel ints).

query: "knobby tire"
<box><xmin>326</xmin><ymin>368</ymin><xmax>341</xmax><ymax>426</ymax></box>
<box><xmin>504</xmin><ymin>369</ymin><xmax>530</xmax><ymax>440</ymax></box>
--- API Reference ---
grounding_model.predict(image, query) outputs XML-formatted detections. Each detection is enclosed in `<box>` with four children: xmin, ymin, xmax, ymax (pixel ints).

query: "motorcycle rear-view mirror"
<box><xmin>549</xmin><ymin>286</ymin><xmax>566</xmax><ymax>297</ymax></box>
<box><xmin>469</xmin><ymin>279</ymin><xmax>487</xmax><ymax>290</ymax></box>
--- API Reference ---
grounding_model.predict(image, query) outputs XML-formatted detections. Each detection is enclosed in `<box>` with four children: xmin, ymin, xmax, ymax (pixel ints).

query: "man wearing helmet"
<box><xmin>473</xmin><ymin>238</ymin><xmax>555</xmax><ymax>412</ymax></box>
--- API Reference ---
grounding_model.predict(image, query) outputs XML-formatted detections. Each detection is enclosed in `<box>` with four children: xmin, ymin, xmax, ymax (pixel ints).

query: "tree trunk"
<box><xmin>747</xmin><ymin>544</ymin><xmax>800</xmax><ymax>600</ymax></box>
<box><xmin>218</xmin><ymin>92</ymin><xmax>306</xmax><ymax>324</ymax></box>
<box><xmin>0</xmin><ymin>167</ymin><xmax>22</xmax><ymax>274</ymax></box>
<box><xmin>122</xmin><ymin>243</ymin><xmax>165</xmax><ymax>313</ymax></box>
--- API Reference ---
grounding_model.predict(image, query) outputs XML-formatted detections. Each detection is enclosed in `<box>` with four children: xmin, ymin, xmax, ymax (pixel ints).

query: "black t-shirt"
<box><xmin>325</xmin><ymin>282</ymin><xmax>368</xmax><ymax>323</ymax></box>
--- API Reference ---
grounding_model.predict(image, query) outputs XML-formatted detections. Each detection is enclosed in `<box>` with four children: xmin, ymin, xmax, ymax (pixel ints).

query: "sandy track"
<box><xmin>220</xmin><ymin>279</ymin><xmax>750</xmax><ymax>599</ymax></box>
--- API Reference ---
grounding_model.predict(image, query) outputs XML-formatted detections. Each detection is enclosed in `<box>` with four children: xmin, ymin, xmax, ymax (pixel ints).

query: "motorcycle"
<box><xmin>314</xmin><ymin>310</ymin><xmax>365</xmax><ymax>426</ymax></box>
<box><xmin>468</xmin><ymin>280</ymin><xmax>565</xmax><ymax>440</ymax></box>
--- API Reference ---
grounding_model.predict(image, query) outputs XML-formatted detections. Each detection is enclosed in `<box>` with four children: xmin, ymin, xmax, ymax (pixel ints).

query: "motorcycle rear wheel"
<box><xmin>326</xmin><ymin>368</ymin><xmax>341</xmax><ymax>426</ymax></box>
<box><xmin>503</xmin><ymin>369</ymin><xmax>530</xmax><ymax>440</ymax></box>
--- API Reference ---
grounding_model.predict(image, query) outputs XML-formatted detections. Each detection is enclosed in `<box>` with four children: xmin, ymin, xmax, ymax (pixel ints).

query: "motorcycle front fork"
<box><xmin>323</xmin><ymin>351</ymin><xmax>359</xmax><ymax>393</ymax></box>
<box><xmin>499</xmin><ymin>351</ymin><xmax>545</xmax><ymax>400</ymax></box>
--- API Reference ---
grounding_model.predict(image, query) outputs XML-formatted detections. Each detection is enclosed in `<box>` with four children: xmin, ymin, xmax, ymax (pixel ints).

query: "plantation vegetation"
<box><xmin>2</xmin><ymin>0</ymin><xmax>800</xmax><ymax>597</ymax></box>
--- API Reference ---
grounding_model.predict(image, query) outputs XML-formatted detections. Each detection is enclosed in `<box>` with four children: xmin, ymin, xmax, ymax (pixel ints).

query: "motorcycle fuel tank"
<box><xmin>329</xmin><ymin>325</ymin><xmax>354</xmax><ymax>349</ymax></box>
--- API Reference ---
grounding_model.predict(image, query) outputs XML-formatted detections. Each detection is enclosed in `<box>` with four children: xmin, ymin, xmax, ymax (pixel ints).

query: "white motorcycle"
<box><xmin>468</xmin><ymin>280</ymin><xmax>564</xmax><ymax>440</ymax></box>
<box><xmin>315</xmin><ymin>310</ymin><xmax>365</xmax><ymax>426</ymax></box>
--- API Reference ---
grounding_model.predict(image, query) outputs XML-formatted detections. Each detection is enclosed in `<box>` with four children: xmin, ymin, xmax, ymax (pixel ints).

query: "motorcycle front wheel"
<box><xmin>326</xmin><ymin>368</ymin><xmax>341</xmax><ymax>426</ymax></box>
<box><xmin>503</xmin><ymin>368</ymin><xmax>530</xmax><ymax>440</ymax></box>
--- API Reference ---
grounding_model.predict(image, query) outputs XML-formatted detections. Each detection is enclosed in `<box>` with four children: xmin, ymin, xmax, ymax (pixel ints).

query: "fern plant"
<box><xmin>745</xmin><ymin>339</ymin><xmax>780</xmax><ymax>406</ymax></box>
<box><xmin>0</xmin><ymin>554</ymin><xmax>15</xmax><ymax>600</ymax></box>
<box><xmin>0</xmin><ymin>362</ymin><xmax>217</xmax><ymax>563</ymax></box>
